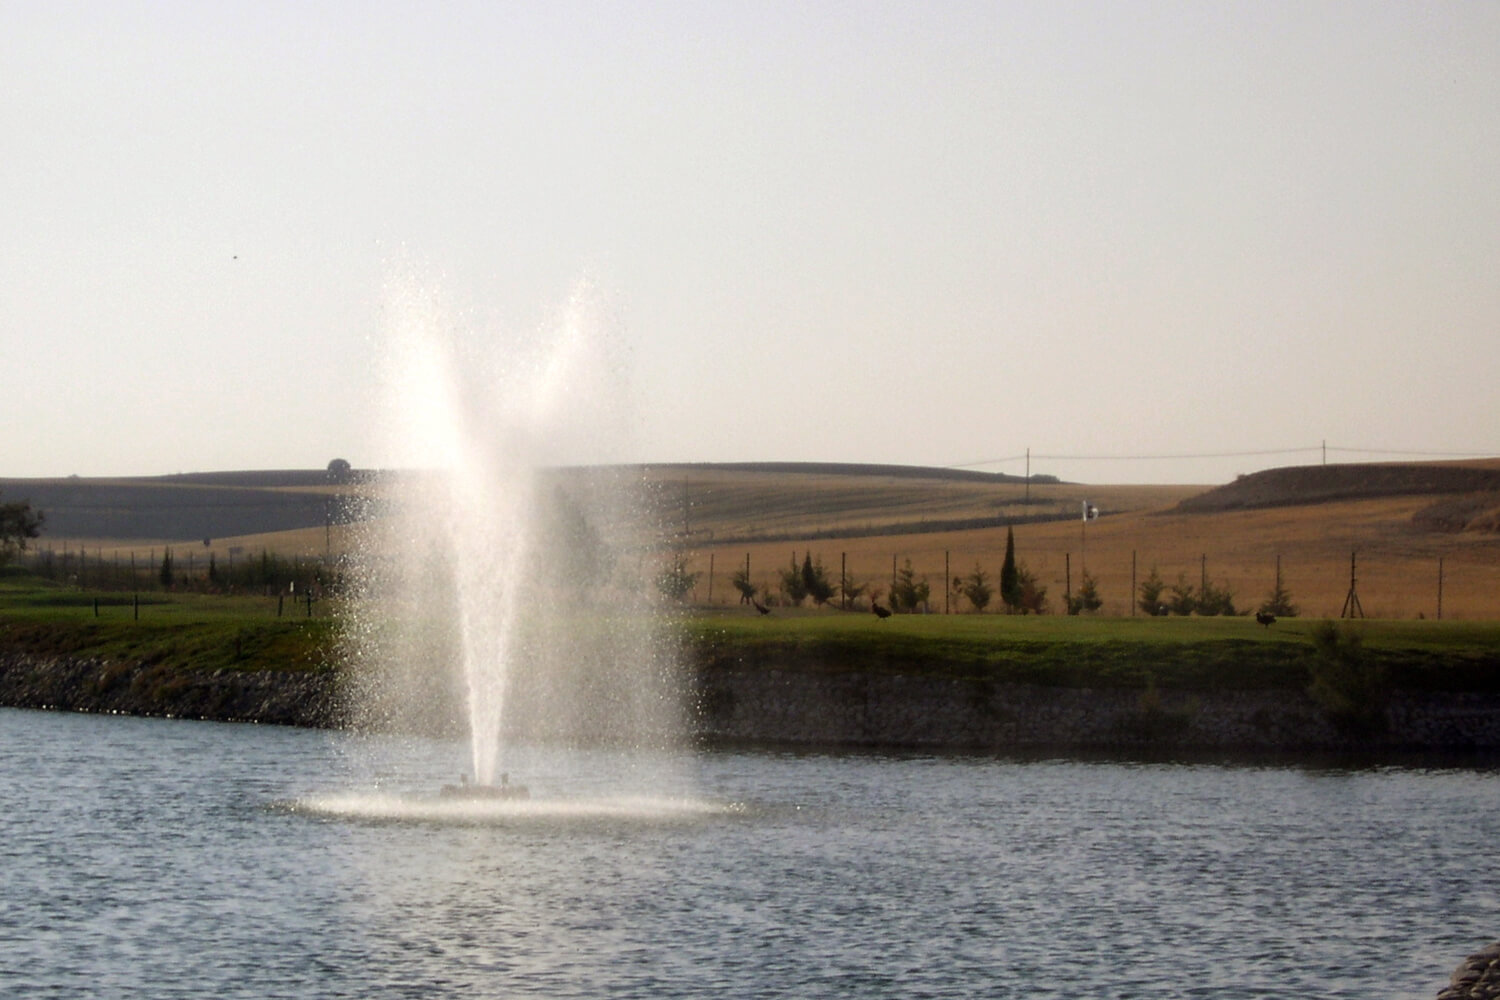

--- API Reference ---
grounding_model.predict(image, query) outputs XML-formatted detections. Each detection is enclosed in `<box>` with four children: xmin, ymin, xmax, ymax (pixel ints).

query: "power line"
<box><xmin>948</xmin><ymin>453</ymin><xmax>1030</xmax><ymax>469</ymax></box>
<box><xmin>1325</xmin><ymin>446</ymin><xmax>1497</xmax><ymax>458</ymax></box>
<box><xmin>950</xmin><ymin>444</ymin><xmax>1496</xmax><ymax>470</ymax></box>
<box><xmin>1036</xmin><ymin>446</ymin><xmax>1323</xmax><ymax>462</ymax></box>
<box><xmin>951</xmin><ymin>446</ymin><xmax>1319</xmax><ymax>468</ymax></box>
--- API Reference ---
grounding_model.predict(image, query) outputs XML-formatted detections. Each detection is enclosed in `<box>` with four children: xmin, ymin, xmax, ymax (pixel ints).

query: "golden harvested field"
<box><xmin>666</xmin><ymin>462</ymin><xmax>1500</xmax><ymax>621</ymax></box>
<box><xmin>22</xmin><ymin>460</ymin><xmax>1500</xmax><ymax>620</ymax></box>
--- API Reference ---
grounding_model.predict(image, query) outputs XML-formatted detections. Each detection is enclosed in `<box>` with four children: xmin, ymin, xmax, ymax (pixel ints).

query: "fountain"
<box><xmin>343</xmin><ymin>269</ymin><xmax>684</xmax><ymax>804</ymax></box>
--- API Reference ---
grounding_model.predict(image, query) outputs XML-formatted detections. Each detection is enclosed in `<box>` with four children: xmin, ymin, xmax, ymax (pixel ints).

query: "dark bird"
<box><xmin>871</xmin><ymin>601</ymin><xmax>892</xmax><ymax>619</ymax></box>
<box><xmin>1256</xmin><ymin>611</ymin><xmax>1276</xmax><ymax>628</ymax></box>
<box><xmin>752</xmin><ymin>598</ymin><xmax>771</xmax><ymax>616</ymax></box>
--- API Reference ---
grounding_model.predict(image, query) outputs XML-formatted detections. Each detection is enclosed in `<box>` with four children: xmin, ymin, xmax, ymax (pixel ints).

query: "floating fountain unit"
<box><xmin>440</xmin><ymin>773</ymin><xmax>530</xmax><ymax>801</ymax></box>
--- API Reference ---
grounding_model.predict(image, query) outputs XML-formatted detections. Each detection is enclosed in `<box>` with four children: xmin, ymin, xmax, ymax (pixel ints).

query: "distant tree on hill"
<box><xmin>0</xmin><ymin>494</ymin><xmax>43</xmax><ymax>566</ymax></box>
<box><xmin>159</xmin><ymin>549</ymin><xmax>175</xmax><ymax>589</ymax></box>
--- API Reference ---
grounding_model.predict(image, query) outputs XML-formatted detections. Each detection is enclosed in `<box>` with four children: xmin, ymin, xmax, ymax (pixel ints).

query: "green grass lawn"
<box><xmin>2</xmin><ymin>572</ymin><xmax>1496</xmax><ymax>691</ymax></box>
<box><xmin>0</xmin><ymin>573</ymin><xmax>336</xmax><ymax>673</ymax></box>
<box><xmin>680</xmin><ymin>605</ymin><xmax>1500</xmax><ymax>691</ymax></box>
<box><xmin>683</xmin><ymin>604</ymin><xmax>1500</xmax><ymax>653</ymax></box>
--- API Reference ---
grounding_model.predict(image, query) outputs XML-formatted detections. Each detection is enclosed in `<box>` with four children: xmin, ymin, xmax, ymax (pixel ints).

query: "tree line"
<box><xmin>685</xmin><ymin>524</ymin><xmax>1302</xmax><ymax>619</ymax></box>
<box><xmin>7</xmin><ymin>489</ymin><xmax>1307</xmax><ymax>617</ymax></box>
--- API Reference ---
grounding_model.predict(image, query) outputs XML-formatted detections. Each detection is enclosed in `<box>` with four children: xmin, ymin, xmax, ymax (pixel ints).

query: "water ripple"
<box><xmin>4</xmin><ymin>709</ymin><xmax>1498</xmax><ymax>998</ymax></box>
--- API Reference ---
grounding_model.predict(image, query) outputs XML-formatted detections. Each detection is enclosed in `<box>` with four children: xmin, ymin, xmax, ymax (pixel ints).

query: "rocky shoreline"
<box><xmin>691</xmin><ymin>665</ymin><xmax>1500</xmax><ymax>753</ymax></box>
<box><xmin>4</xmin><ymin>651</ymin><xmax>1500</xmax><ymax>754</ymax></box>
<box><xmin>0</xmin><ymin>654</ymin><xmax>341</xmax><ymax>728</ymax></box>
<box><xmin>1439</xmin><ymin>942</ymin><xmax>1500</xmax><ymax>1000</ymax></box>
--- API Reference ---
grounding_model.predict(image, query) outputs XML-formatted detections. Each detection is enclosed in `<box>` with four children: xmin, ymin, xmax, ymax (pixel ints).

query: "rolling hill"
<box><xmin>8</xmin><ymin>458</ymin><xmax>1500</xmax><ymax>619</ymax></box>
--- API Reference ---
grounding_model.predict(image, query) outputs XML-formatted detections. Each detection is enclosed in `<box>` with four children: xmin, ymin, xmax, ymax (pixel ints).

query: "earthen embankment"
<box><xmin>4</xmin><ymin>650</ymin><xmax>1499</xmax><ymax>753</ymax></box>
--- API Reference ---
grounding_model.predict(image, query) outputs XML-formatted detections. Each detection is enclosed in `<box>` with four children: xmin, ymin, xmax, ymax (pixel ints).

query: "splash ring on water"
<box><xmin>277</xmin><ymin>790</ymin><xmax>743</xmax><ymax>826</ymax></box>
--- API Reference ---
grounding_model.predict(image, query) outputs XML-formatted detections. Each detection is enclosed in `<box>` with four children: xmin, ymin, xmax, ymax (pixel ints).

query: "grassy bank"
<box><xmin>2</xmin><ymin>573</ymin><xmax>1497</xmax><ymax>693</ymax></box>
<box><xmin>681</xmin><ymin>608</ymin><xmax>1500</xmax><ymax>692</ymax></box>
<box><xmin>0</xmin><ymin>574</ymin><xmax>335</xmax><ymax>675</ymax></box>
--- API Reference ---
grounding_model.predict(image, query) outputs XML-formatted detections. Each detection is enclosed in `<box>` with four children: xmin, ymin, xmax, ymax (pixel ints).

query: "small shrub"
<box><xmin>801</xmin><ymin>554</ymin><xmax>836</xmax><ymax>607</ymax></box>
<box><xmin>1117</xmin><ymin>675</ymin><xmax>1196</xmax><ymax>742</ymax></box>
<box><xmin>778</xmin><ymin>554</ymin><xmax>809</xmax><ymax>605</ymax></box>
<box><xmin>1066</xmin><ymin>570</ymin><xmax>1103</xmax><ymax>615</ymax></box>
<box><xmin>890</xmin><ymin>559</ymin><xmax>930</xmax><ymax>613</ymax></box>
<box><xmin>1197</xmin><ymin>579</ymin><xmax>1237</xmax><ymax>617</ymax></box>
<box><xmin>957</xmin><ymin>564</ymin><xmax>993</xmax><ymax>612</ymax></box>
<box><xmin>730</xmin><ymin>566</ymin><xmax>756</xmax><ymax>604</ymax></box>
<box><xmin>1306</xmin><ymin>620</ymin><xmax>1389</xmax><ymax>736</ymax></box>
<box><xmin>1138</xmin><ymin>566</ymin><xmax>1167</xmax><ymax>616</ymax></box>
<box><xmin>655</xmin><ymin>555</ymin><xmax>700</xmax><ymax>602</ymax></box>
<box><xmin>1166</xmin><ymin>574</ymin><xmax>1197</xmax><ymax>616</ymax></box>
<box><xmin>1015</xmin><ymin>563</ymin><xmax>1048</xmax><ymax>615</ymax></box>
<box><xmin>1259</xmin><ymin>577</ymin><xmax>1298</xmax><ymax>618</ymax></box>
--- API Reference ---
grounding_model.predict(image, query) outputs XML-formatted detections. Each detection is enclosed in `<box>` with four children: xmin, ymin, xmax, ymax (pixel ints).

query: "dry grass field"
<box><xmin>18</xmin><ymin>460</ymin><xmax>1500</xmax><ymax>620</ymax></box>
<box><xmin>667</xmin><ymin>462</ymin><xmax>1500</xmax><ymax>621</ymax></box>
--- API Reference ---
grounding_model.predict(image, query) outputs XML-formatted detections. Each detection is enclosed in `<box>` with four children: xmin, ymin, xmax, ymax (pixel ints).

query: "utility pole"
<box><xmin>1340</xmin><ymin>550</ymin><xmax>1364</xmax><ymax>619</ymax></box>
<box><xmin>1080</xmin><ymin>499</ymin><xmax>1097</xmax><ymax>572</ymax></box>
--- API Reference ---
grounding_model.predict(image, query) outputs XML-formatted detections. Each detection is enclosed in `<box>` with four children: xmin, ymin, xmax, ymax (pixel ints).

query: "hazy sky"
<box><xmin>3</xmin><ymin>1</ymin><xmax>1496</xmax><ymax>484</ymax></box>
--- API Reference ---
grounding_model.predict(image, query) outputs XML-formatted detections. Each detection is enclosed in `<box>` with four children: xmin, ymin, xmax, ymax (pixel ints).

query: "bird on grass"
<box><xmin>1255</xmin><ymin>611</ymin><xmax>1276</xmax><ymax>628</ymax></box>
<box><xmin>752</xmin><ymin>598</ymin><xmax>771</xmax><ymax>616</ymax></box>
<box><xmin>871</xmin><ymin>601</ymin><xmax>892</xmax><ymax>619</ymax></box>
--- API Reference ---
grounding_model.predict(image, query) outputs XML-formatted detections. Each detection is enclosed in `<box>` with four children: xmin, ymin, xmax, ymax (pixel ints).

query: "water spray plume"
<box><xmin>347</xmin><ymin>270</ymin><xmax>682</xmax><ymax>795</ymax></box>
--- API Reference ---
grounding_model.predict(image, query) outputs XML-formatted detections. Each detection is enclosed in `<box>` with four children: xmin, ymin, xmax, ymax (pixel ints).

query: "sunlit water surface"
<box><xmin>1</xmin><ymin>708</ymin><xmax>1496</xmax><ymax>998</ymax></box>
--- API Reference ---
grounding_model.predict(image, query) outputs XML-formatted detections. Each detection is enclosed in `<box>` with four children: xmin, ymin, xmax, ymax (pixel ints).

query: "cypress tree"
<box><xmin>999</xmin><ymin>526</ymin><xmax>1020</xmax><ymax>611</ymax></box>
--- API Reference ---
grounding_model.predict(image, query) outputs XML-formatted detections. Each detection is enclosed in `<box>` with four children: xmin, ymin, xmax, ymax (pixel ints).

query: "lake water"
<box><xmin>1</xmin><ymin>707</ymin><xmax>1496</xmax><ymax>999</ymax></box>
